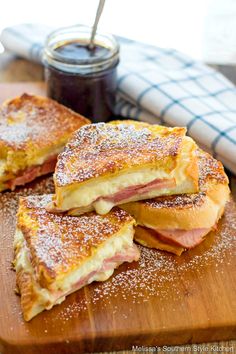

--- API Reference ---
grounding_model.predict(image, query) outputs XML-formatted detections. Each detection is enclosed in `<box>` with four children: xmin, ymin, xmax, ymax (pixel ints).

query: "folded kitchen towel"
<box><xmin>1</xmin><ymin>24</ymin><xmax>236</xmax><ymax>173</ymax></box>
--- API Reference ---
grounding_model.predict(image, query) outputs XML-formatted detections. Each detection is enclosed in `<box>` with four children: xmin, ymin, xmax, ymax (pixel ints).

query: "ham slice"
<box><xmin>63</xmin><ymin>244</ymin><xmax>140</xmax><ymax>297</ymax></box>
<box><xmin>154</xmin><ymin>228</ymin><xmax>211</xmax><ymax>248</ymax></box>
<box><xmin>102</xmin><ymin>178</ymin><xmax>176</xmax><ymax>204</ymax></box>
<box><xmin>102</xmin><ymin>243</ymin><xmax>140</xmax><ymax>268</ymax></box>
<box><xmin>7</xmin><ymin>156</ymin><xmax>57</xmax><ymax>190</ymax></box>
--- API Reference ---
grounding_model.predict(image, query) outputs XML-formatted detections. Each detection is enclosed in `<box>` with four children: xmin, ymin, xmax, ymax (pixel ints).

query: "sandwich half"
<box><xmin>121</xmin><ymin>149</ymin><xmax>230</xmax><ymax>255</ymax></box>
<box><xmin>0</xmin><ymin>93</ymin><xmax>89</xmax><ymax>191</ymax></box>
<box><xmin>14</xmin><ymin>195</ymin><xmax>139</xmax><ymax>321</ymax></box>
<box><xmin>49</xmin><ymin>121</ymin><xmax>199</xmax><ymax>215</ymax></box>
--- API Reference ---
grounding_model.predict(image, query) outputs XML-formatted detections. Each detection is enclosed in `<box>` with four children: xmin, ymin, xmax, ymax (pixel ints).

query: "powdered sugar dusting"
<box><xmin>55</xmin><ymin>123</ymin><xmax>185</xmax><ymax>186</ymax></box>
<box><xmin>0</xmin><ymin>93</ymin><xmax>88</xmax><ymax>149</ymax></box>
<box><xmin>142</xmin><ymin>149</ymin><xmax>229</xmax><ymax>209</ymax></box>
<box><xmin>143</xmin><ymin>192</ymin><xmax>206</xmax><ymax>209</ymax></box>
<box><xmin>0</xmin><ymin>176</ymin><xmax>55</xmax><ymax>325</ymax></box>
<box><xmin>0</xmin><ymin>177</ymin><xmax>54</xmax><ymax>247</ymax></box>
<box><xmin>0</xmin><ymin>178</ymin><xmax>235</xmax><ymax>326</ymax></box>
<box><xmin>18</xmin><ymin>195</ymin><xmax>133</xmax><ymax>279</ymax></box>
<box><xmin>54</xmin><ymin>200</ymin><xmax>235</xmax><ymax>322</ymax></box>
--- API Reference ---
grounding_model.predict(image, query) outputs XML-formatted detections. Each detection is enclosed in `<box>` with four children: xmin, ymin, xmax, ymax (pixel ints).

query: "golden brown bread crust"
<box><xmin>0</xmin><ymin>93</ymin><xmax>89</xmax><ymax>152</ymax></box>
<box><xmin>15</xmin><ymin>269</ymin><xmax>46</xmax><ymax>322</ymax></box>
<box><xmin>54</xmin><ymin>121</ymin><xmax>189</xmax><ymax>188</ymax></box>
<box><xmin>16</xmin><ymin>270</ymin><xmax>35</xmax><ymax>321</ymax></box>
<box><xmin>16</xmin><ymin>195</ymin><xmax>134</xmax><ymax>289</ymax></box>
<box><xmin>0</xmin><ymin>94</ymin><xmax>90</xmax><ymax>191</ymax></box>
<box><xmin>121</xmin><ymin>149</ymin><xmax>230</xmax><ymax>230</ymax></box>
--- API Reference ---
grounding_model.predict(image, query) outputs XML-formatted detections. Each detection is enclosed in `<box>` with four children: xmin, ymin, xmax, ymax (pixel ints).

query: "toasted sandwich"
<box><xmin>0</xmin><ymin>93</ymin><xmax>89</xmax><ymax>192</ymax></box>
<box><xmin>49</xmin><ymin>121</ymin><xmax>199</xmax><ymax>215</ymax></box>
<box><xmin>14</xmin><ymin>195</ymin><xmax>139</xmax><ymax>321</ymax></box>
<box><xmin>121</xmin><ymin>149</ymin><xmax>230</xmax><ymax>255</ymax></box>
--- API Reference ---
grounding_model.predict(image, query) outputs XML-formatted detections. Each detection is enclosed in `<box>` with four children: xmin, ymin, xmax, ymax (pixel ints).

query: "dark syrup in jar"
<box><xmin>45</xmin><ymin>41</ymin><xmax>118</xmax><ymax>122</ymax></box>
<box><xmin>55</xmin><ymin>41</ymin><xmax>110</xmax><ymax>60</ymax></box>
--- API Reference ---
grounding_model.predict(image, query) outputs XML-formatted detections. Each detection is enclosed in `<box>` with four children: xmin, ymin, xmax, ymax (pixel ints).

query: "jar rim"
<box><xmin>43</xmin><ymin>25</ymin><xmax>120</xmax><ymax>74</ymax></box>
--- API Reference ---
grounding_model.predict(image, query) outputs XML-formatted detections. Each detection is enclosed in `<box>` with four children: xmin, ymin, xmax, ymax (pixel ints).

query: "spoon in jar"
<box><xmin>88</xmin><ymin>0</ymin><xmax>106</xmax><ymax>50</ymax></box>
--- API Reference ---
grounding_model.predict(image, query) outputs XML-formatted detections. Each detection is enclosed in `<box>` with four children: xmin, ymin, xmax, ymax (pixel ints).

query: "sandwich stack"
<box><xmin>48</xmin><ymin>120</ymin><xmax>229</xmax><ymax>256</ymax></box>
<box><xmin>5</xmin><ymin>99</ymin><xmax>229</xmax><ymax>321</ymax></box>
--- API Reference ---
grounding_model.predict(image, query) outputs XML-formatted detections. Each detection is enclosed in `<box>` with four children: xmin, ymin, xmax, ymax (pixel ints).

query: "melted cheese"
<box><xmin>61</xmin><ymin>167</ymin><xmax>170</xmax><ymax>209</ymax></box>
<box><xmin>58</xmin><ymin>137</ymin><xmax>197</xmax><ymax>214</ymax></box>
<box><xmin>7</xmin><ymin>144</ymin><xmax>63</xmax><ymax>174</ymax></box>
<box><xmin>93</xmin><ymin>179</ymin><xmax>195</xmax><ymax>214</ymax></box>
<box><xmin>31</xmin><ymin>145</ymin><xmax>62</xmax><ymax>166</ymax></box>
<box><xmin>0</xmin><ymin>145</ymin><xmax>62</xmax><ymax>191</ymax></box>
<box><xmin>14</xmin><ymin>224</ymin><xmax>135</xmax><ymax>319</ymax></box>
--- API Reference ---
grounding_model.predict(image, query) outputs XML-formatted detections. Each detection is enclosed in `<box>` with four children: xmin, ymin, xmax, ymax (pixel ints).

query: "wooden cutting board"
<box><xmin>0</xmin><ymin>83</ymin><xmax>235</xmax><ymax>354</ymax></box>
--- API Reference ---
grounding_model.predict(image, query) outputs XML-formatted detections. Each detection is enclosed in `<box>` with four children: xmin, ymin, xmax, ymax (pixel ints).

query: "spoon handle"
<box><xmin>89</xmin><ymin>0</ymin><xmax>106</xmax><ymax>49</ymax></box>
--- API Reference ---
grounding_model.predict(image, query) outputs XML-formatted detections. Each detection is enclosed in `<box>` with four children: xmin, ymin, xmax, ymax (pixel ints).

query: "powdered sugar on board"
<box><xmin>54</xmin><ymin>205</ymin><xmax>235</xmax><ymax>322</ymax></box>
<box><xmin>0</xmin><ymin>176</ymin><xmax>54</xmax><ymax>266</ymax></box>
<box><xmin>0</xmin><ymin>176</ymin><xmax>235</xmax><ymax>326</ymax></box>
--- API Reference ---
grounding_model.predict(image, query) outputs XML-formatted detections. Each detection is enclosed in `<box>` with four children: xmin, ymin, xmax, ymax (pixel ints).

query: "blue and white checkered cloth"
<box><xmin>1</xmin><ymin>24</ymin><xmax>236</xmax><ymax>173</ymax></box>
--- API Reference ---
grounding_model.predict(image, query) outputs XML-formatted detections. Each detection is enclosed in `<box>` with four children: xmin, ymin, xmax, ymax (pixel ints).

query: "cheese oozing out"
<box><xmin>57</xmin><ymin>137</ymin><xmax>197</xmax><ymax>215</ymax></box>
<box><xmin>14</xmin><ymin>223</ymin><xmax>137</xmax><ymax>320</ymax></box>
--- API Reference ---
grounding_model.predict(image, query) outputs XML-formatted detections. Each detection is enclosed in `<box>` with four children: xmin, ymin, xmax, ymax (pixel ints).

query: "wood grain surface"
<box><xmin>0</xmin><ymin>82</ymin><xmax>46</xmax><ymax>101</ymax></box>
<box><xmin>0</xmin><ymin>83</ymin><xmax>235</xmax><ymax>354</ymax></box>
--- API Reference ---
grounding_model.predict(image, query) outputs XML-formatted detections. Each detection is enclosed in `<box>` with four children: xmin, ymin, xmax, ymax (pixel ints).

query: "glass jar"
<box><xmin>43</xmin><ymin>25</ymin><xmax>120</xmax><ymax>122</ymax></box>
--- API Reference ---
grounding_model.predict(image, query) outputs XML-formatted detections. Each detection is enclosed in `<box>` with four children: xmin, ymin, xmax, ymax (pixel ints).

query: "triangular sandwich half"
<box><xmin>14</xmin><ymin>195</ymin><xmax>139</xmax><ymax>321</ymax></box>
<box><xmin>49</xmin><ymin>121</ymin><xmax>199</xmax><ymax>215</ymax></box>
